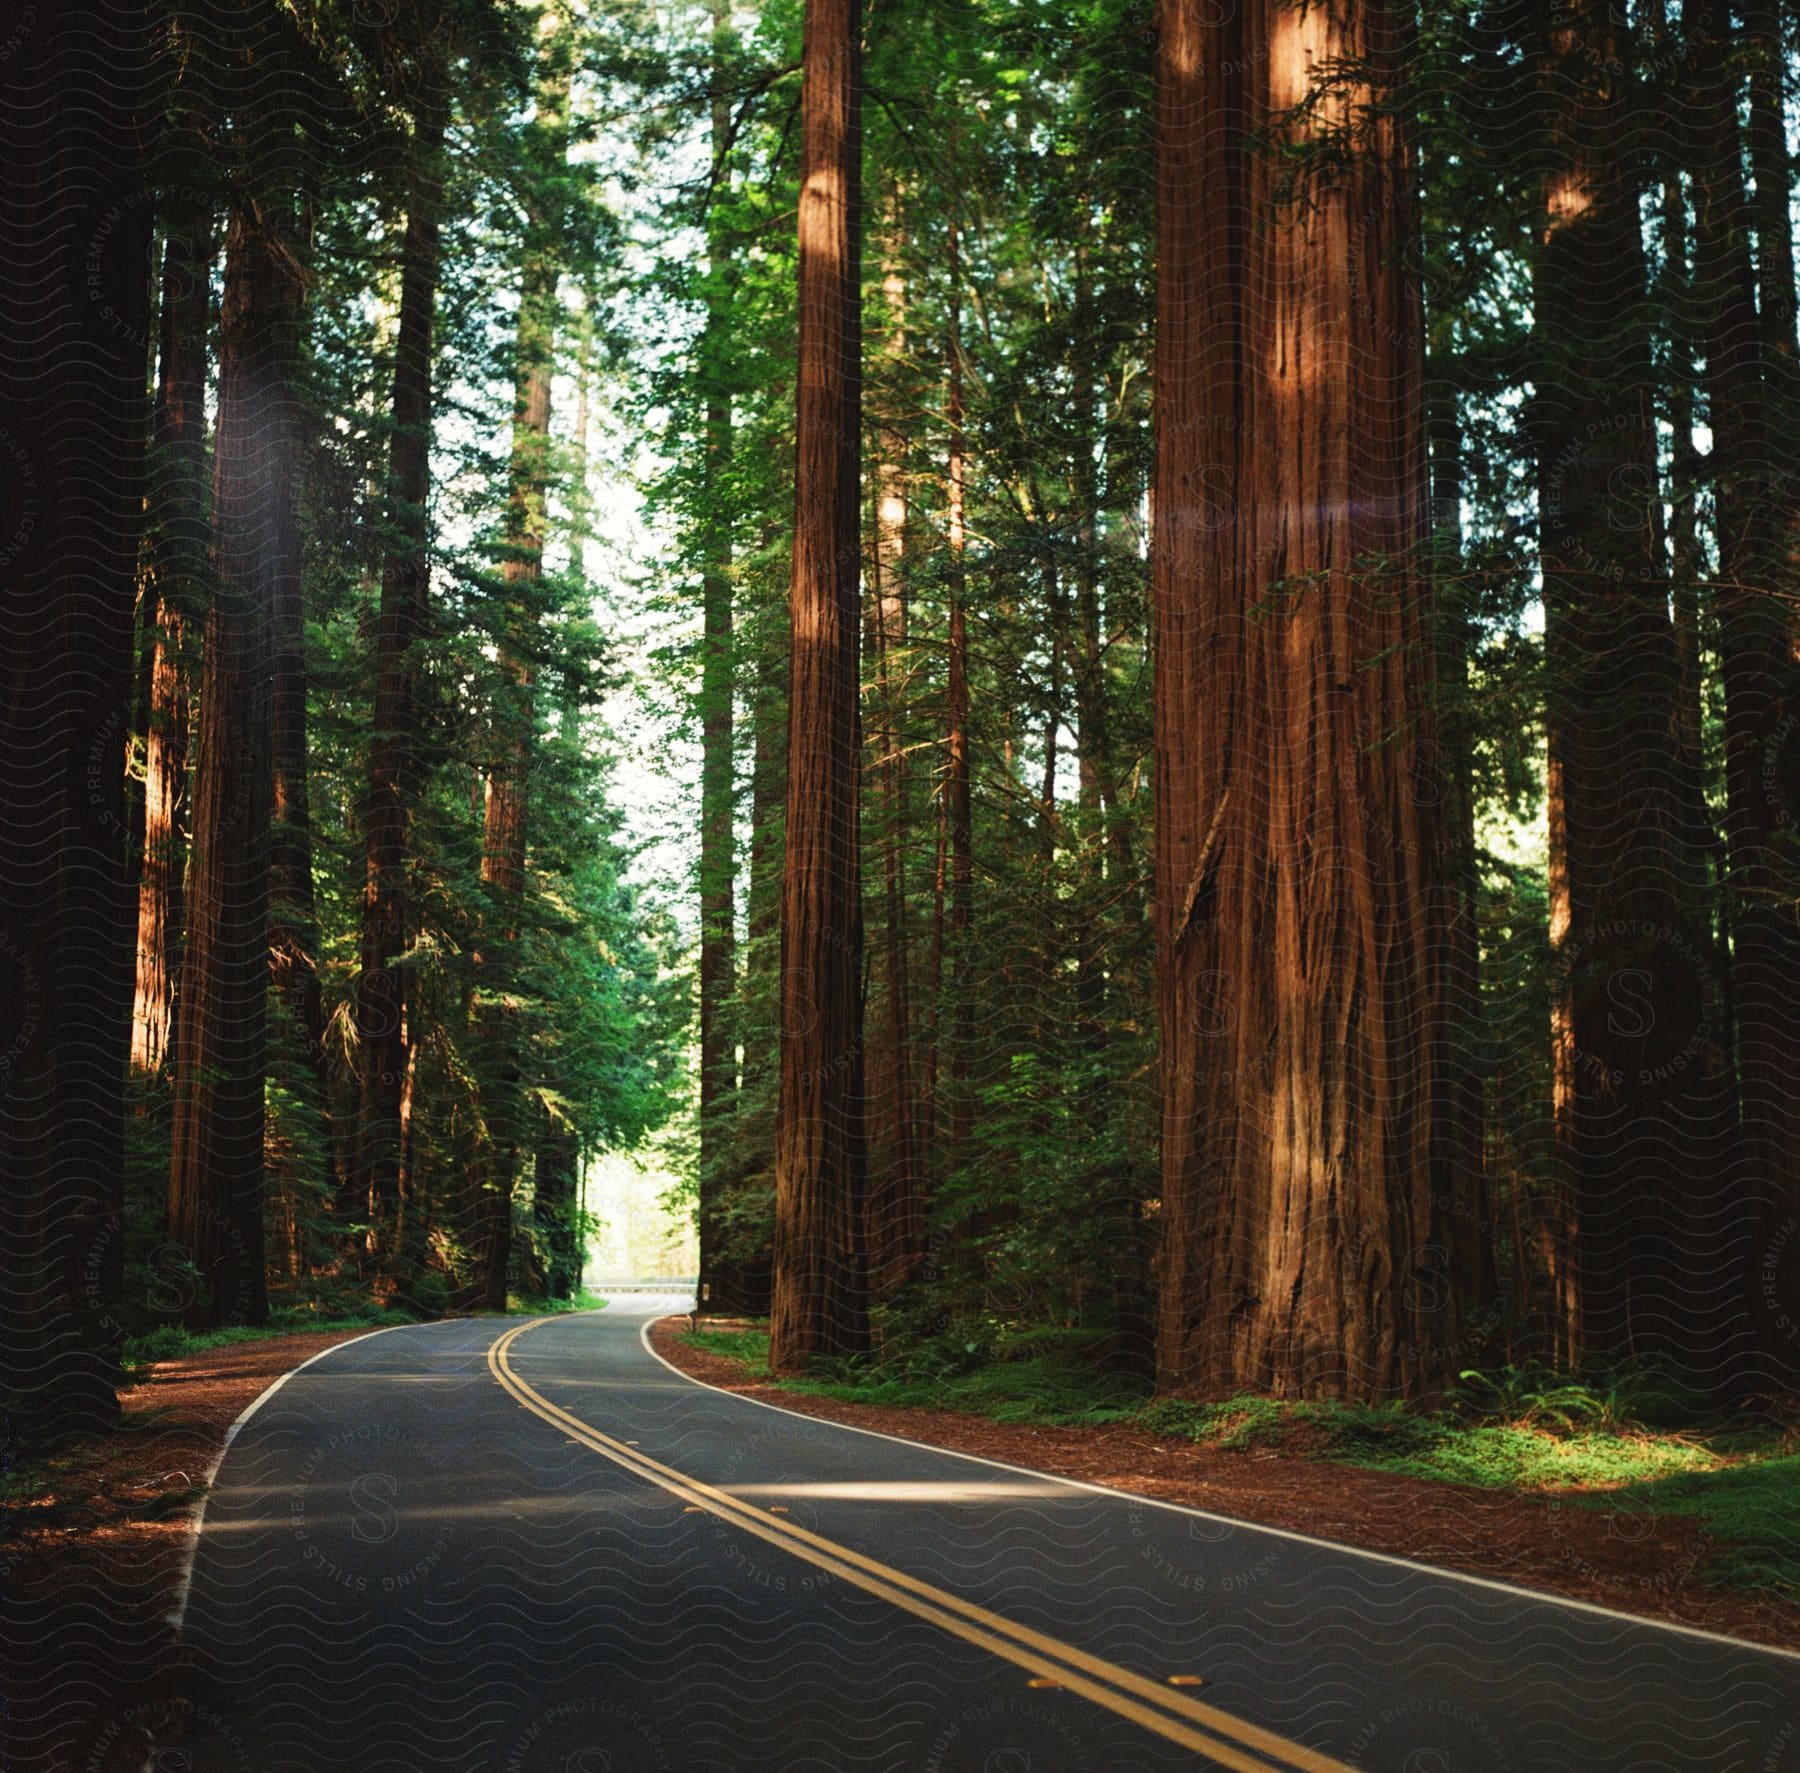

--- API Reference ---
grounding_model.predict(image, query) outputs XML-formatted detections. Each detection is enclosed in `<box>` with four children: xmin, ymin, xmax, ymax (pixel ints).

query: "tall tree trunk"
<box><xmin>1686</xmin><ymin>3</ymin><xmax>1800</xmax><ymax>1381</ymax></box>
<box><xmin>865</xmin><ymin>193</ymin><xmax>922</xmax><ymax>1300</ymax></box>
<box><xmin>697</xmin><ymin>0</ymin><xmax>744</xmax><ymax>1314</ymax></box>
<box><xmin>944</xmin><ymin>264</ymin><xmax>975</xmax><ymax>1179</ymax></box>
<box><xmin>474</xmin><ymin>15</ymin><xmax>571</xmax><ymax>1312</ymax></box>
<box><xmin>0</xmin><ymin>0</ymin><xmax>154</xmax><ymax>1445</ymax></box>
<box><xmin>535</xmin><ymin>1111</ymin><xmax>582</xmax><ymax>1300</ymax></box>
<box><xmin>1426</xmin><ymin>388</ymin><xmax>1498</xmax><ymax>1357</ymax></box>
<box><xmin>769</xmin><ymin>0</ymin><xmax>868</xmax><ymax>1370</ymax></box>
<box><xmin>355</xmin><ymin>68</ymin><xmax>449</xmax><ymax>1275</ymax></box>
<box><xmin>1746</xmin><ymin>0</ymin><xmax>1797</xmax><ymax>376</ymax></box>
<box><xmin>268</xmin><ymin>252</ymin><xmax>327</xmax><ymax>1194</ymax></box>
<box><xmin>1531</xmin><ymin>3</ymin><xmax>1736</xmax><ymax>1376</ymax></box>
<box><xmin>132</xmin><ymin>214</ymin><xmax>212</xmax><ymax>1080</ymax></box>
<box><xmin>169</xmin><ymin>104</ymin><xmax>303</xmax><ymax>1329</ymax></box>
<box><xmin>1155</xmin><ymin>0</ymin><xmax>1464</xmax><ymax>1401</ymax></box>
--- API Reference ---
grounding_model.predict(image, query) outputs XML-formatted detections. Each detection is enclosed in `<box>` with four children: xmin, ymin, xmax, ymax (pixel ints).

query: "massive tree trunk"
<box><xmin>266</xmin><ymin>181</ymin><xmax>325</xmax><ymax>1147</ymax></box>
<box><xmin>355</xmin><ymin>69</ymin><xmax>449</xmax><ymax>1273</ymax></box>
<box><xmin>132</xmin><ymin>213</ymin><xmax>212</xmax><ymax>1080</ymax></box>
<box><xmin>864</xmin><ymin>193</ymin><xmax>923</xmax><ymax>1300</ymax></box>
<box><xmin>168</xmin><ymin>86</ymin><xmax>304</xmax><ymax>1328</ymax></box>
<box><xmin>1155</xmin><ymin>0</ymin><xmax>1464</xmax><ymax>1400</ymax></box>
<box><xmin>0</xmin><ymin>0</ymin><xmax>154</xmax><ymax>1445</ymax></box>
<box><xmin>1531</xmin><ymin>4</ymin><xmax>1736</xmax><ymax>1375</ymax></box>
<box><xmin>769</xmin><ymin>0</ymin><xmax>868</xmax><ymax>1370</ymax></box>
<box><xmin>473</xmin><ymin>15</ymin><xmax>570</xmax><ymax>1312</ymax></box>
<box><xmin>697</xmin><ymin>0</ymin><xmax>745</xmax><ymax>1313</ymax></box>
<box><xmin>1686</xmin><ymin>3</ymin><xmax>1800</xmax><ymax>1381</ymax></box>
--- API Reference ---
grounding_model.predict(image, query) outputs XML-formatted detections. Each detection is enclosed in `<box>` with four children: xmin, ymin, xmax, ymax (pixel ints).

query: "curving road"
<box><xmin>160</xmin><ymin>1302</ymin><xmax>1799</xmax><ymax>1772</ymax></box>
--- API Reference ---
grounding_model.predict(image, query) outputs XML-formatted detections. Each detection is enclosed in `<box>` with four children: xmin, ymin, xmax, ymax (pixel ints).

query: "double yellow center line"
<box><xmin>489</xmin><ymin>1319</ymin><xmax>1356</xmax><ymax>1773</ymax></box>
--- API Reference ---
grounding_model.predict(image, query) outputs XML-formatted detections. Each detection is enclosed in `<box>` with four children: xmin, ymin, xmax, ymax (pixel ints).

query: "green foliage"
<box><xmin>120</xmin><ymin>1304</ymin><xmax>419</xmax><ymax>1375</ymax></box>
<box><xmin>1605</xmin><ymin>1458</ymin><xmax>1800</xmax><ymax>1601</ymax></box>
<box><xmin>684</xmin><ymin>1326</ymin><xmax>1152</xmax><ymax>1426</ymax></box>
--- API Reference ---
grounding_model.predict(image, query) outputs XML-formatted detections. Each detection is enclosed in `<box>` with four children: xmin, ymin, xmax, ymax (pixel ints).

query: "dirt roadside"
<box><xmin>648</xmin><ymin>1316</ymin><xmax>1800</xmax><ymax>1655</ymax></box>
<box><xmin>1</xmin><ymin>1328</ymin><xmax>376</xmax><ymax>1773</ymax></box>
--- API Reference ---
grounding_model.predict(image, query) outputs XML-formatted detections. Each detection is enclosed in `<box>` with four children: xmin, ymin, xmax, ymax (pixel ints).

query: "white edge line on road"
<box><xmin>163</xmin><ymin>1317</ymin><xmax>452</xmax><ymax>1633</ymax></box>
<box><xmin>629</xmin><ymin>1310</ymin><xmax>1800</xmax><ymax>1668</ymax></box>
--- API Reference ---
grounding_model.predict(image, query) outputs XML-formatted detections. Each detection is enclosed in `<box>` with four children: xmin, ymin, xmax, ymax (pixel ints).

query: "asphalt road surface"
<box><xmin>160</xmin><ymin>1301</ymin><xmax>1800</xmax><ymax>1771</ymax></box>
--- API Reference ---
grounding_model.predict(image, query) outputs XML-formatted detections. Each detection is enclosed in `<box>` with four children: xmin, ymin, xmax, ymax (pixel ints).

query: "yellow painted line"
<box><xmin>489</xmin><ymin>1319</ymin><xmax>1357</xmax><ymax>1773</ymax></box>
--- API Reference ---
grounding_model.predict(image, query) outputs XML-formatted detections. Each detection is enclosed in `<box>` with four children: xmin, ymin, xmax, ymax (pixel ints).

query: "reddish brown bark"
<box><xmin>1532</xmin><ymin>4</ymin><xmax>1736</xmax><ymax>1375</ymax></box>
<box><xmin>697</xmin><ymin>0</ymin><xmax>746</xmax><ymax>1312</ymax></box>
<box><xmin>132</xmin><ymin>218</ymin><xmax>211</xmax><ymax>1079</ymax></box>
<box><xmin>355</xmin><ymin>73</ymin><xmax>449</xmax><ymax>1266</ymax></box>
<box><xmin>168</xmin><ymin>178</ymin><xmax>302</xmax><ymax>1329</ymax></box>
<box><xmin>864</xmin><ymin>201</ymin><xmax>923</xmax><ymax>1299</ymax></box>
<box><xmin>472</xmin><ymin>20</ymin><xmax>569</xmax><ymax>1312</ymax></box>
<box><xmin>769</xmin><ymin>0</ymin><xmax>868</xmax><ymax>1370</ymax></box>
<box><xmin>944</xmin><ymin>269</ymin><xmax>975</xmax><ymax>1174</ymax></box>
<box><xmin>1155</xmin><ymin>0</ymin><xmax>1465</xmax><ymax>1400</ymax></box>
<box><xmin>1685</xmin><ymin>4</ymin><xmax>1800</xmax><ymax>1380</ymax></box>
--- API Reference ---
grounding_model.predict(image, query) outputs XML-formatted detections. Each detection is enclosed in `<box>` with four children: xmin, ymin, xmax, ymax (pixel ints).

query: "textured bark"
<box><xmin>697</xmin><ymin>0</ymin><xmax>746</xmax><ymax>1313</ymax></box>
<box><xmin>769</xmin><ymin>0</ymin><xmax>868</xmax><ymax>1370</ymax></box>
<box><xmin>169</xmin><ymin>176</ymin><xmax>301</xmax><ymax>1330</ymax></box>
<box><xmin>1426</xmin><ymin>392</ymin><xmax>1498</xmax><ymax>1357</ymax></box>
<box><xmin>473</xmin><ymin>18</ymin><xmax>570</xmax><ymax>1312</ymax></box>
<box><xmin>1685</xmin><ymin>4</ymin><xmax>1800</xmax><ymax>1381</ymax></box>
<box><xmin>1532</xmin><ymin>4</ymin><xmax>1737</xmax><ymax>1375</ymax></box>
<box><xmin>268</xmin><ymin>247</ymin><xmax>326</xmax><ymax>1176</ymax></box>
<box><xmin>132</xmin><ymin>217</ymin><xmax>212</xmax><ymax>1079</ymax></box>
<box><xmin>865</xmin><ymin>198</ymin><xmax>923</xmax><ymax>1299</ymax></box>
<box><xmin>534</xmin><ymin>1113</ymin><xmax>582</xmax><ymax>1300</ymax></box>
<box><xmin>1745</xmin><ymin>0</ymin><xmax>1797</xmax><ymax>375</ymax></box>
<box><xmin>943</xmin><ymin>268</ymin><xmax>975</xmax><ymax>1175</ymax></box>
<box><xmin>0</xmin><ymin>0</ymin><xmax>153</xmax><ymax>1445</ymax></box>
<box><xmin>1155</xmin><ymin>0</ymin><xmax>1464</xmax><ymax>1400</ymax></box>
<box><xmin>355</xmin><ymin>72</ymin><xmax>448</xmax><ymax>1266</ymax></box>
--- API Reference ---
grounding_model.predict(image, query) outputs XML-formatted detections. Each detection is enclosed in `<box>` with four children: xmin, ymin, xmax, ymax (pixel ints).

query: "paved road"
<box><xmin>159</xmin><ymin>1302</ymin><xmax>1798</xmax><ymax>1771</ymax></box>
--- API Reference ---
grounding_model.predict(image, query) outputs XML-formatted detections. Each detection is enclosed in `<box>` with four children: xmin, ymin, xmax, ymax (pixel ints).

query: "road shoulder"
<box><xmin>647</xmin><ymin>1316</ymin><xmax>1800</xmax><ymax>1656</ymax></box>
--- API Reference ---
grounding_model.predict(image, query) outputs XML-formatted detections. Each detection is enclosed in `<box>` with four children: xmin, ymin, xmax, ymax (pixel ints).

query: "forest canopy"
<box><xmin>2</xmin><ymin>0</ymin><xmax>1797</xmax><ymax>1455</ymax></box>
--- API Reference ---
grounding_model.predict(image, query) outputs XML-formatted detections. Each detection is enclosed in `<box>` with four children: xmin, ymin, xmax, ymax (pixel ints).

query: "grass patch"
<box><xmin>511</xmin><ymin>1288</ymin><xmax>611</xmax><ymax>1316</ymax></box>
<box><xmin>684</xmin><ymin>1326</ymin><xmax>1151</xmax><ymax>1427</ymax></box>
<box><xmin>121</xmin><ymin>1304</ymin><xmax>420</xmax><ymax>1373</ymax></box>
<box><xmin>1603</xmin><ymin>1455</ymin><xmax>1800</xmax><ymax>1600</ymax></box>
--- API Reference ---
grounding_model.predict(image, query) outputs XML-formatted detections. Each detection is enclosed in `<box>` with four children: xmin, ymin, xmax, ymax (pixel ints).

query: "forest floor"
<box><xmin>651</xmin><ymin>1317</ymin><xmax>1800</xmax><ymax>1654</ymax></box>
<box><xmin>1</xmin><ymin>1326</ymin><xmax>381</xmax><ymax>1769</ymax></box>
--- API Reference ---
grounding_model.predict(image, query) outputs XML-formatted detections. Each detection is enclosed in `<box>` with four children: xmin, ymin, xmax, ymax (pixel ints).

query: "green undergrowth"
<box><xmin>691</xmin><ymin>1324</ymin><xmax>1151</xmax><ymax>1426</ymax></box>
<box><xmin>681</xmin><ymin>1327</ymin><xmax>1798</xmax><ymax>1601</ymax></box>
<box><xmin>121</xmin><ymin>1304</ymin><xmax>419</xmax><ymax>1373</ymax></box>
<box><xmin>121</xmin><ymin>1289</ymin><xmax>608</xmax><ymax>1375</ymax></box>
<box><xmin>511</xmin><ymin>1287</ymin><xmax>611</xmax><ymax>1317</ymax></box>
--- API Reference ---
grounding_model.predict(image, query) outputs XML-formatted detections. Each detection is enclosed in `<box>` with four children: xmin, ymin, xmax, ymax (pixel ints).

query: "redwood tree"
<box><xmin>355</xmin><ymin>37</ymin><xmax>451</xmax><ymax>1274</ymax></box>
<box><xmin>769</xmin><ymin>0</ymin><xmax>868</xmax><ymax>1370</ymax></box>
<box><xmin>1684</xmin><ymin>0</ymin><xmax>1800</xmax><ymax>1379</ymax></box>
<box><xmin>0</xmin><ymin>0</ymin><xmax>154</xmax><ymax>1443</ymax></box>
<box><xmin>1154</xmin><ymin>0</ymin><xmax>1465</xmax><ymax>1400</ymax></box>
<box><xmin>697</xmin><ymin>0</ymin><xmax>744</xmax><ymax>1312</ymax></box>
<box><xmin>132</xmin><ymin>208</ymin><xmax>212</xmax><ymax>1080</ymax></box>
<box><xmin>1531</xmin><ymin>2</ymin><xmax>1736</xmax><ymax>1374</ymax></box>
<box><xmin>168</xmin><ymin>3</ymin><xmax>305</xmax><ymax>1328</ymax></box>
<box><xmin>473</xmin><ymin>7</ymin><xmax>571</xmax><ymax>1310</ymax></box>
